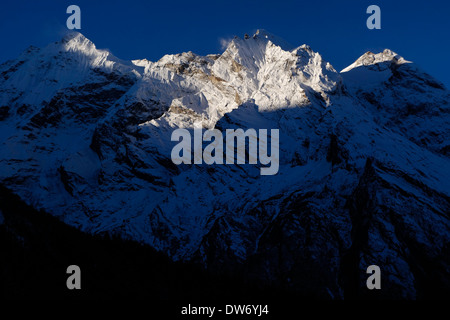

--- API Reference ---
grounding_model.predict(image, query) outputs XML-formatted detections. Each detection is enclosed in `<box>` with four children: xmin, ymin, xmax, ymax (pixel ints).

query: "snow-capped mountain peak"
<box><xmin>341</xmin><ymin>49</ymin><xmax>411</xmax><ymax>73</ymax></box>
<box><xmin>60</xmin><ymin>31</ymin><xmax>96</xmax><ymax>52</ymax></box>
<box><xmin>0</xmin><ymin>32</ymin><xmax>142</xmax><ymax>108</ymax></box>
<box><xmin>252</xmin><ymin>29</ymin><xmax>295</xmax><ymax>51</ymax></box>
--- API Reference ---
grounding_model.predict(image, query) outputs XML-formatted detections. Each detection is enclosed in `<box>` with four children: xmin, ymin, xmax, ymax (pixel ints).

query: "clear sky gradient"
<box><xmin>0</xmin><ymin>0</ymin><xmax>449</xmax><ymax>88</ymax></box>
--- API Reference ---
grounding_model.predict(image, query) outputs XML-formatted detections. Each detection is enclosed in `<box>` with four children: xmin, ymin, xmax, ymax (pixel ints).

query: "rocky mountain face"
<box><xmin>0</xmin><ymin>30</ymin><xmax>449</xmax><ymax>299</ymax></box>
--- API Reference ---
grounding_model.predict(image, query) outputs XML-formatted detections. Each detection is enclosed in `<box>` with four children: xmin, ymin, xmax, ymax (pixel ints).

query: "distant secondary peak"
<box><xmin>341</xmin><ymin>49</ymin><xmax>411</xmax><ymax>73</ymax></box>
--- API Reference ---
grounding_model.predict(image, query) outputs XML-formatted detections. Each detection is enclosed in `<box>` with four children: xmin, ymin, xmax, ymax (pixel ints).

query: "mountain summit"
<box><xmin>341</xmin><ymin>49</ymin><xmax>410</xmax><ymax>72</ymax></box>
<box><xmin>252</xmin><ymin>29</ymin><xmax>295</xmax><ymax>50</ymax></box>
<box><xmin>0</xmin><ymin>31</ymin><xmax>449</xmax><ymax>299</ymax></box>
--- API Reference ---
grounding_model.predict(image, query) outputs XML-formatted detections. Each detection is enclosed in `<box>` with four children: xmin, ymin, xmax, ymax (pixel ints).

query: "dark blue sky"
<box><xmin>1</xmin><ymin>0</ymin><xmax>449</xmax><ymax>88</ymax></box>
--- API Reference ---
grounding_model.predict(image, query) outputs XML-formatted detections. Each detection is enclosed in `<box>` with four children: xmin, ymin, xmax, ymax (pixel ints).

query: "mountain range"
<box><xmin>0</xmin><ymin>30</ymin><xmax>449</xmax><ymax>299</ymax></box>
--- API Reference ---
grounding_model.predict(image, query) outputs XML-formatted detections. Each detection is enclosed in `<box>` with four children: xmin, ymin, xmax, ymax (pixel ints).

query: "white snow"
<box><xmin>0</xmin><ymin>31</ymin><xmax>449</xmax><ymax>264</ymax></box>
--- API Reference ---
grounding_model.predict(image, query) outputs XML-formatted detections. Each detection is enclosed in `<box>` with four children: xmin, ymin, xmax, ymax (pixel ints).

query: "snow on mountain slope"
<box><xmin>0</xmin><ymin>33</ymin><xmax>141</xmax><ymax>108</ymax></box>
<box><xmin>341</xmin><ymin>49</ymin><xmax>450</xmax><ymax>156</ymax></box>
<box><xmin>0</xmin><ymin>30</ymin><xmax>449</xmax><ymax>298</ymax></box>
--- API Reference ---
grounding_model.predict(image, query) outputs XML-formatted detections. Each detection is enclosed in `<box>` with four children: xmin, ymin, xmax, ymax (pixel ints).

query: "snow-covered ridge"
<box><xmin>341</xmin><ymin>49</ymin><xmax>411</xmax><ymax>73</ymax></box>
<box><xmin>0</xmin><ymin>32</ymin><xmax>142</xmax><ymax>107</ymax></box>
